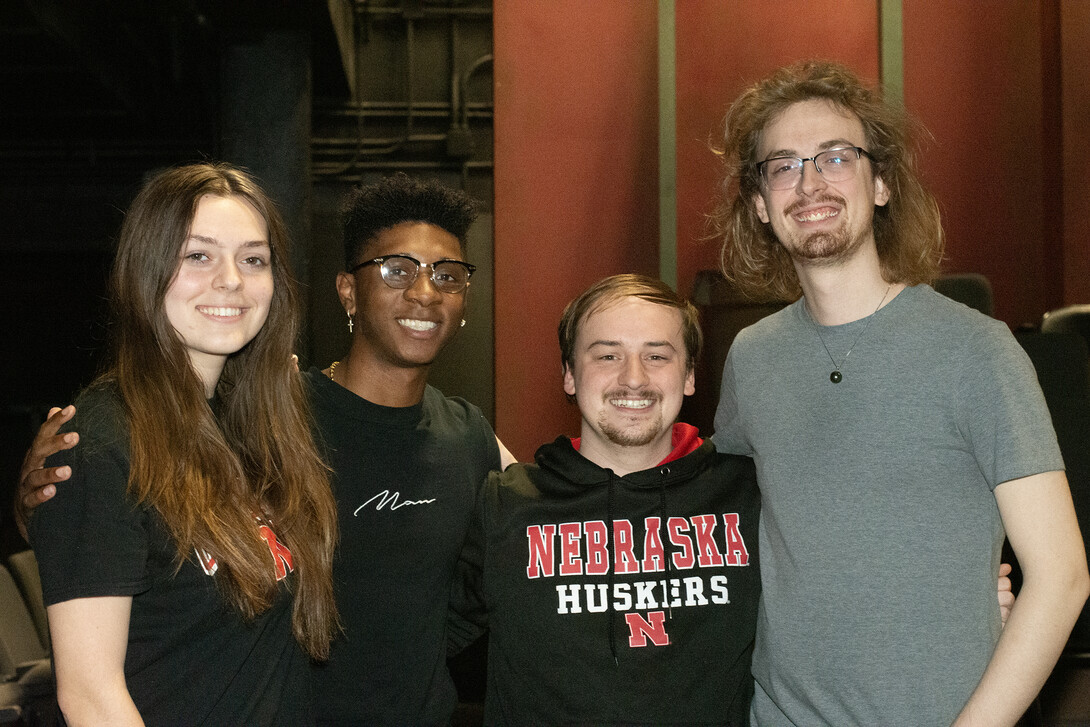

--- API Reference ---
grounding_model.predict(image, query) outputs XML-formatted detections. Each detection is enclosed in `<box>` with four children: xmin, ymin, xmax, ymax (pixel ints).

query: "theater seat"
<box><xmin>682</xmin><ymin>270</ymin><xmax>790</xmax><ymax>436</ymax></box>
<box><xmin>1041</xmin><ymin>304</ymin><xmax>1090</xmax><ymax>357</ymax></box>
<box><xmin>6</xmin><ymin>551</ymin><xmax>48</xmax><ymax>652</ymax></box>
<box><xmin>0</xmin><ymin>562</ymin><xmax>54</xmax><ymax>724</ymax></box>
<box><xmin>934</xmin><ymin>273</ymin><xmax>995</xmax><ymax>317</ymax></box>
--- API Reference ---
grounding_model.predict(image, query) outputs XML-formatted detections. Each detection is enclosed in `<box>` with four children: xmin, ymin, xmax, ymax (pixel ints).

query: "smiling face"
<box><xmin>338</xmin><ymin>221</ymin><xmax>467</xmax><ymax>372</ymax></box>
<box><xmin>563</xmin><ymin>297</ymin><xmax>695</xmax><ymax>461</ymax></box>
<box><xmin>753</xmin><ymin>98</ymin><xmax>890</xmax><ymax>267</ymax></box>
<box><xmin>163</xmin><ymin>194</ymin><xmax>273</xmax><ymax>394</ymax></box>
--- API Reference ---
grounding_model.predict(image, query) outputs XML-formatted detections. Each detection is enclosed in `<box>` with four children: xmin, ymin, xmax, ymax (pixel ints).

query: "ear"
<box><xmin>874</xmin><ymin>174</ymin><xmax>891</xmax><ymax>207</ymax></box>
<box><xmin>562</xmin><ymin>364</ymin><xmax>577</xmax><ymax>397</ymax></box>
<box><xmin>684</xmin><ymin>368</ymin><xmax>696</xmax><ymax>397</ymax></box>
<box><xmin>335</xmin><ymin>271</ymin><xmax>356</xmax><ymax>315</ymax></box>
<box><xmin>753</xmin><ymin>191</ymin><xmax>771</xmax><ymax>224</ymax></box>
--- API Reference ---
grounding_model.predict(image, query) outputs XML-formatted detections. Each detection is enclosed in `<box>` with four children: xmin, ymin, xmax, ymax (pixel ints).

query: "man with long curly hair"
<box><xmin>710</xmin><ymin>60</ymin><xmax>1087</xmax><ymax>726</ymax></box>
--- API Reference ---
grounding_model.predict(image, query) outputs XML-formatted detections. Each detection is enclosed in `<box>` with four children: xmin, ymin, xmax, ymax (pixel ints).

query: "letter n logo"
<box><xmin>259</xmin><ymin>525</ymin><xmax>295</xmax><ymax>581</ymax></box>
<box><xmin>195</xmin><ymin>548</ymin><xmax>218</xmax><ymax>576</ymax></box>
<box><xmin>625</xmin><ymin>611</ymin><xmax>670</xmax><ymax>647</ymax></box>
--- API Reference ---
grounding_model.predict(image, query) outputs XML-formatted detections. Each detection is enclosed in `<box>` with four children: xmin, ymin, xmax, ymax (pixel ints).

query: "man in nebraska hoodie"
<box><xmin>450</xmin><ymin>274</ymin><xmax>760</xmax><ymax>725</ymax></box>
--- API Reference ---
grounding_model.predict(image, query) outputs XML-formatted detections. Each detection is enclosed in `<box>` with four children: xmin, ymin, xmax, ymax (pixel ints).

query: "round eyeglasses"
<box><xmin>756</xmin><ymin>146</ymin><xmax>874</xmax><ymax>191</ymax></box>
<box><xmin>350</xmin><ymin>254</ymin><xmax>476</xmax><ymax>294</ymax></box>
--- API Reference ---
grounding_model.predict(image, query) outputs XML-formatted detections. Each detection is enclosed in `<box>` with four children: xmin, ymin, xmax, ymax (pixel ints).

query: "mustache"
<box><xmin>603</xmin><ymin>389</ymin><xmax>661</xmax><ymax>402</ymax></box>
<box><xmin>785</xmin><ymin>193</ymin><xmax>846</xmax><ymax>216</ymax></box>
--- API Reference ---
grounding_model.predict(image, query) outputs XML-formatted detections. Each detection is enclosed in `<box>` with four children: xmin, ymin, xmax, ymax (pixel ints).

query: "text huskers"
<box><xmin>525</xmin><ymin>513</ymin><xmax>751</xmax><ymax>647</ymax></box>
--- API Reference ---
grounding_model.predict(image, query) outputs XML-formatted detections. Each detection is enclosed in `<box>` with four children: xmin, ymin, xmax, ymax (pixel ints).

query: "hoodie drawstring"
<box><xmin>659</xmin><ymin>469</ymin><xmax>673</xmax><ymax>620</ymax></box>
<box><xmin>606</xmin><ymin>470</ymin><xmax>618</xmax><ymax>665</ymax></box>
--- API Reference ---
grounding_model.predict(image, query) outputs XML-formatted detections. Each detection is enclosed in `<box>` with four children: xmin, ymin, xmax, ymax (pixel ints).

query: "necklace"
<box><xmin>810</xmin><ymin>284</ymin><xmax>892</xmax><ymax>384</ymax></box>
<box><xmin>328</xmin><ymin>360</ymin><xmax>340</xmax><ymax>382</ymax></box>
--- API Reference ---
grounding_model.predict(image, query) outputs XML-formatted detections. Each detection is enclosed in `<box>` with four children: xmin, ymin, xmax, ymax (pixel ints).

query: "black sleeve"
<box><xmin>446</xmin><ymin>474</ymin><xmax>492</xmax><ymax>656</ymax></box>
<box><xmin>28</xmin><ymin>390</ymin><xmax>152</xmax><ymax>605</ymax></box>
<box><xmin>469</xmin><ymin>405</ymin><xmax>502</xmax><ymax>482</ymax></box>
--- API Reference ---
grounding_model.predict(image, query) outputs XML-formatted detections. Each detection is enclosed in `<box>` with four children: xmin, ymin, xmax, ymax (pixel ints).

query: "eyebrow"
<box><xmin>186</xmin><ymin>235</ymin><xmax>269</xmax><ymax>248</ymax></box>
<box><xmin>762</xmin><ymin>138</ymin><xmax>858</xmax><ymax>160</ymax></box>
<box><xmin>383</xmin><ymin>252</ymin><xmax>467</xmax><ymax>263</ymax></box>
<box><xmin>586</xmin><ymin>340</ymin><xmax>677</xmax><ymax>352</ymax></box>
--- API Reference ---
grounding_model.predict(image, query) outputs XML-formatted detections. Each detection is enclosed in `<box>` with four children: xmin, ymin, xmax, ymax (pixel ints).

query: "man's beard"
<box><xmin>596</xmin><ymin>391</ymin><xmax>666</xmax><ymax>447</ymax></box>
<box><xmin>792</xmin><ymin>228</ymin><xmax>859</xmax><ymax>265</ymax></box>
<box><xmin>783</xmin><ymin>194</ymin><xmax>865</xmax><ymax>266</ymax></box>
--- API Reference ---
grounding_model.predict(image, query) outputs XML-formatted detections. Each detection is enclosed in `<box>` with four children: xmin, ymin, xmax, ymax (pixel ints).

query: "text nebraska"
<box><xmin>526</xmin><ymin>514</ymin><xmax>750</xmax><ymax>578</ymax></box>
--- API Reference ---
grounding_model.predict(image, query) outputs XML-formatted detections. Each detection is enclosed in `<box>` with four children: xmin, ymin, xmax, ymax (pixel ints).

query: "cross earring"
<box><xmin>347</xmin><ymin>312</ymin><xmax>355</xmax><ymax>333</ymax></box>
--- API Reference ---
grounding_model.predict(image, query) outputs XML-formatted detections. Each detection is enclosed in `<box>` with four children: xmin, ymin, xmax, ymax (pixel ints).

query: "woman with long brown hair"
<box><xmin>28</xmin><ymin>162</ymin><xmax>338</xmax><ymax>725</ymax></box>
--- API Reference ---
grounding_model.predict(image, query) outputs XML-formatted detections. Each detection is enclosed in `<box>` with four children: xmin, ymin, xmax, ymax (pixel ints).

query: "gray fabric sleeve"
<box><xmin>711</xmin><ymin>341</ymin><xmax>754</xmax><ymax>457</ymax></box>
<box><xmin>957</xmin><ymin>322</ymin><xmax>1064</xmax><ymax>490</ymax></box>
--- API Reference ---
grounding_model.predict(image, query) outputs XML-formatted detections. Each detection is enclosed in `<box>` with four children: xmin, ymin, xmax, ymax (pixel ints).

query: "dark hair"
<box><xmin>558</xmin><ymin>274</ymin><xmax>702</xmax><ymax>375</ymax></box>
<box><xmin>107</xmin><ymin>162</ymin><xmax>338</xmax><ymax>659</ymax></box>
<box><xmin>710</xmin><ymin>59</ymin><xmax>944</xmax><ymax>300</ymax></box>
<box><xmin>342</xmin><ymin>173</ymin><xmax>478</xmax><ymax>268</ymax></box>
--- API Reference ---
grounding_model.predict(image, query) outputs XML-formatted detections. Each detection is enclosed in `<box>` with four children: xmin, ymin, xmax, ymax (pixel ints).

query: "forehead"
<box><xmin>758</xmin><ymin>98</ymin><xmax>866</xmax><ymax>157</ymax></box>
<box><xmin>188</xmin><ymin>194</ymin><xmax>268</xmax><ymax>242</ymax></box>
<box><xmin>365</xmin><ymin>221</ymin><xmax>463</xmax><ymax>262</ymax></box>
<box><xmin>576</xmin><ymin>297</ymin><xmax>685</xmax><ymax>348</ymax></box>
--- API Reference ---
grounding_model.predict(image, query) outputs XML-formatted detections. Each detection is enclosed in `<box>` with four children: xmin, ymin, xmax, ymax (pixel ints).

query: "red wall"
<box><xmin>493</xmin><ymin>2</ymin><xmax>659</xmax><ymax>460</ymax></box>
<box><xmin>494</xmin><ymin>1</ymin><xmax>1088</xmax><ymax>459</ymax></box>
<box><xmin>674</xmin><ymin>0</ymin><xmax>879</xmax><ymax>299</ymax></box>
<box><xmin>1062</xmin><ymin>0</ymin><xmax>1090</xmax><ymax>304</ymax></box>
<box><xmin>904</xmin><ymin>0</ymin><xmax>1055</xmax><ymax>327</ymax></box>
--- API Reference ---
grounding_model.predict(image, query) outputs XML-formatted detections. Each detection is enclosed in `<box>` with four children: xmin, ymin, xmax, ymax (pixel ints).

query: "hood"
<box><xmin>532</xmin><ymin>422</ymin><xmax>711</xmax><ymax>496</ymax></box>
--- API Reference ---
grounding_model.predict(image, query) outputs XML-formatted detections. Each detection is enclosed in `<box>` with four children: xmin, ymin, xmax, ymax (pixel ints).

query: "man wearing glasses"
<box><xmin>18</xmin><ymin>174</ymin><xmax>515</xmax><ymax>725</ymax></box>
<box><xmin>19</xmin><ymin>168</ymin><xmax>1024</xmax><ymax>723</ymax></box>
<box><xmin>303</xmin><ymin>173</ymin><xmax>513</xmax><ymax>724</ymax></box>
<box><xmin>710</xmin><ymin>60</ymin><xmax>1088</xmax><ymax>725</ymax></box>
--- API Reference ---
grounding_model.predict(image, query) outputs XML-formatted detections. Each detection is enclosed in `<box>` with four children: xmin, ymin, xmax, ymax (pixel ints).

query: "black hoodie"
<box><xmin>451</xmin><ymin>425</ymin><xmax>760</xmax><ymax>726</ymax></box>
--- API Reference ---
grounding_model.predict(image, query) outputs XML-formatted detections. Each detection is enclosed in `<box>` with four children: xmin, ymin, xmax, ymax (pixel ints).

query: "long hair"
<box><xmin>107</xmin><ymin>162</ymin><xmax>338</xmax><ymax>659</ymax></box>
<box><xmin>710</xmin><ymin>60</ymin><xmax>944</xmax><ymax>301</ymax></box>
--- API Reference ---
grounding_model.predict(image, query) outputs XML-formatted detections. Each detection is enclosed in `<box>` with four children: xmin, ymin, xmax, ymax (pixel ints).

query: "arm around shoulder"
<box><xmin>48</xmin><ymin>596</ymin><xmax>145</xmax><ymax>727</ymax></box>
<box><xmin>953</xmin><ymin>470</ymin><xmax>1090</xmax><ymax>727</ymax></box>
<box><xmin>14</xmin><ymin>405</ymin><xmax>79</xmax><ymax>540</ymax></box>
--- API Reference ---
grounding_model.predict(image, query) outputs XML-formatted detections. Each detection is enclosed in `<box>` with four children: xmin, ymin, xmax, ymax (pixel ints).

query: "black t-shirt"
<box><xmin>29</xmin><ymin>384</ymin><xmax>311</xmax><ymax>726</ymax></box>
<box><xmin>303</xmin><ymin>369</ymin><xmax>501</xmax><ymax>726</ymax></box>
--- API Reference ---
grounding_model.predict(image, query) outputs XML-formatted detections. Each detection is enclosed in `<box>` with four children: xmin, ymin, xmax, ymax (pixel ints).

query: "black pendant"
<box><xmin>830</xmin><ymin>370</ymin><xmax>843</xmax><ymax>384</ymax></box>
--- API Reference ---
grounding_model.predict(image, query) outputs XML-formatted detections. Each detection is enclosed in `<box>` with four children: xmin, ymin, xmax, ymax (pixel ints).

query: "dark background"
<box><xmin>0</xmin><ymin>0</ymin><xmax>496</xmax><ymax>557</ymax></box>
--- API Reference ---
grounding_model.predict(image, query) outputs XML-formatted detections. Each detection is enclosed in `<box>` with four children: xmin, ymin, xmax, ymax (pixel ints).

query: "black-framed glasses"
<box><xmin>350</xmin><ymin>254</ymin><xmax>476</xmax><ymax>294</ymax></box>
<box><xmin>756</xmin><ymin>146</ymin><xmax>874</xmax><ymax>191</ymax></box>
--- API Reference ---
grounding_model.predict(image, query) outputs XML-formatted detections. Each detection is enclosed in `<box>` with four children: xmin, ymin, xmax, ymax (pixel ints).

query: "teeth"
<box><xmin>795</xmin><ymin>209</ymin><xmax>838</xmax><ymax>222</ymax></box>
<box><xmin>611</xmin><ymin>398</ymin><xmax>653</xmax><ymax>409</ymax></box>
<box><xmin>398</xmin><ymin>318</ymin><xmax>438</xmax><ymax>332</ymax></box>
<box><xmin>199</xmin><ymin>307</ymin><xmax>243</xmax><ymax>317</ymax></box>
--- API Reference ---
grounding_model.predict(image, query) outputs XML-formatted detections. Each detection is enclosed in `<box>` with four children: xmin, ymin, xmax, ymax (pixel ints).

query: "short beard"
<box><xmin>784</xmin><ymin>193</ymin><xmax>864</xmax><ymax>266</ymax></box>
<box><xmin>596</xmin><ymin>391</ymin><xmax>665</xmax><ymax>447</ymax></box>
<box><xmin>791</xmin><ymin>229</ymin><xmax>857</xmax><ymax>265</ymax></box>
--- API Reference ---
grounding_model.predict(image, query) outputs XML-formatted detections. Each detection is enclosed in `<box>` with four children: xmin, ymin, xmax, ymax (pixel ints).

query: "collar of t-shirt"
<box><xmin>570</xmin><ymin>422</ymin><xmax>703</xmax><ymax>466</ymax></box>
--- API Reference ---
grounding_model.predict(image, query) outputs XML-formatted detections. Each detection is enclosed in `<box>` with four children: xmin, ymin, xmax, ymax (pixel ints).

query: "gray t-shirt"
<box><xmin>712</xmin><ymin>284</ymin><xmax>1063</xmax><ymax>726</ymax></box>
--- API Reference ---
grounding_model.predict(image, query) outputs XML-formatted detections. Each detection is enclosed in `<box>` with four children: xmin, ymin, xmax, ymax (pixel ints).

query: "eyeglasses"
<box><xmin>350</xmin><ymin>254</ymin><xmax>476</xmax><ymax>294</ymax></box>
<box><xmin>756</xmin><ymin>146</ymin><xmax>874</xmax><ymax>191</ymax></box>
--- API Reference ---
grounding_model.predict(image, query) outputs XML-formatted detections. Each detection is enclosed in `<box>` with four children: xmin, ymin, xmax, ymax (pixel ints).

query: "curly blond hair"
<box><xmin>710</xmin><ymin>60</ymin><xmax>944</xmax><ymax>301</ymax></box>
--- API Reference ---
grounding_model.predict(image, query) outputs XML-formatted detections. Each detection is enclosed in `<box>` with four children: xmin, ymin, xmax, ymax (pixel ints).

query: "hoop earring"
<box><xmin>347</xmin><ymin>312</ymin><xmax>355</xmax><ymax>333</ymax></box>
